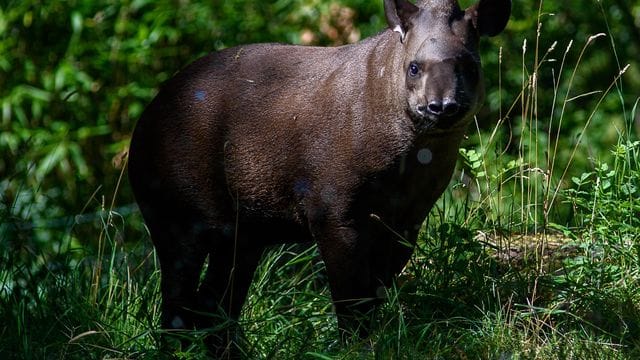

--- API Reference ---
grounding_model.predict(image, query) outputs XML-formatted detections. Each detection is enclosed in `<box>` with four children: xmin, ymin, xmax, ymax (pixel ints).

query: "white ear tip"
<box><xmin>393</xmin><ymin>25</ymin><xmax>406</xmax><ymax>41</ymax></box>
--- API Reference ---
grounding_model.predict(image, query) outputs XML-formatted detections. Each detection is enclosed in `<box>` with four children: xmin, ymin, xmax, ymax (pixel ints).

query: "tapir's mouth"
<box><xmin>412</xmin><ymin>115</ymin><xmax>438</xmax><ymax>132</ymax></box>
<box><xmin>409</xmin><ymin>108</ymin><xmax>469</xmax><ymax>133</ymax></box>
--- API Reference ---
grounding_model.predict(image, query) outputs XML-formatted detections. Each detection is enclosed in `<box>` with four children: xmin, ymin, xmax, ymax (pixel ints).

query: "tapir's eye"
<box><xmin>408</xmin><ymin>62</ymin><xmax>420</xmax><ymax>77</ymax></box>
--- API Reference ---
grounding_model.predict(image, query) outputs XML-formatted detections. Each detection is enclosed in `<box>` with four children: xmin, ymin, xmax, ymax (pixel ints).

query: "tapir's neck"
<box><xmin>361</xmin><ymin>30</ymin><xmax>407</xmax><ymax>115</ymax></box>
<box><xmin>347</xmin><ymin>31</ymin><xmax>416</xmax><ymax>168</ymax></box>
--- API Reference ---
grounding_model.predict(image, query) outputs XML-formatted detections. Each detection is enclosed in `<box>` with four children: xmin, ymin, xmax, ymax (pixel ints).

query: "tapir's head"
<box><xmin>384</xmin><ymin>0</ymin><xmax>510</xmax><ymax>131</ymax></box>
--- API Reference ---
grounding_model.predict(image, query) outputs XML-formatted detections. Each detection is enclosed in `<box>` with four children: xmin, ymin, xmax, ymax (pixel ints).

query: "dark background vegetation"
<box><xmin>1</xmin><ymin>0</ymin><xmax>639</xmax><ymax>358</ymax></box>
<box><xmin>2</xmin><ymin>0</ymin><xmax>639</xmax><ymax>266</ymax></box>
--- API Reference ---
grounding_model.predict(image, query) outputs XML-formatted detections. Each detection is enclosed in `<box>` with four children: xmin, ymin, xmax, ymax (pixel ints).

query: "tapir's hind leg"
<box><xmin>196</xmin><ymin>231</ymin><xmax>265</xmax><ymax>356</ymax></box>
<box><xmin>147</xmin><ymin>215</ymin><xmax>212</xmax><ymax>334</ymax></box>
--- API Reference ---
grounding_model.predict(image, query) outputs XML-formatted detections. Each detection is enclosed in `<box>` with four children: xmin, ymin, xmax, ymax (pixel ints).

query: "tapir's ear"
<box><xmin>466</xmin><ymin>0</ymin><xmax>511</xmax><ymax>37</ymax></box>
<box><xmin>384</xmin><ymin>0</ymin><xmax>420</xmax><ymax>41</ymax></box>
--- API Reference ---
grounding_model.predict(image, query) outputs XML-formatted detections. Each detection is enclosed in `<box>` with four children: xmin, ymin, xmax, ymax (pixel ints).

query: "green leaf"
<box><xmin>68</xmin><ymin>142</ymin><xmax>89</xmax><ymax>178</ymax></box>
<box><xmin>71</xmin><ymin>11</ymin><xmax>83</xmax><ymax>34</ymax></box>
<box><xmin>36</xmin><ymin>144</ymin><xmax>67</xmax><ymax>181</ymax></box>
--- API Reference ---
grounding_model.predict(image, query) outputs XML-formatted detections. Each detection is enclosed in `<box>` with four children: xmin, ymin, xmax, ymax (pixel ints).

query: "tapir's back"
<box><xmin>129</xmin><ymin>33</ymin><xmax>406</xmax><ymax>221</ymax></box>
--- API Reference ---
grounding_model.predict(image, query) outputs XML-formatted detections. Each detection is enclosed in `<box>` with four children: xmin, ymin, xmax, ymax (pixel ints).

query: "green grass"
<box><xmin>2</xmin><ymin>126</ymin><xmax>638</xmax><ymax>359</ymax></box>
<box><xmin>2</xmin><ymin>3</ymin><xmax>640</xmax><ymax>360</ymax></box>
<box><xmin>1</xmin><ymin>135</ymin><xmax>638</xmax><ymax>358</ymax></box>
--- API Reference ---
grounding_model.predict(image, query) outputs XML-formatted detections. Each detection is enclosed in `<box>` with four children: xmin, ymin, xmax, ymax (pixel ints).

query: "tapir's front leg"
<box><xmin>311</xmin><ymin>219</ymin><xmax>379</xmax><ymax>340</ymax></box>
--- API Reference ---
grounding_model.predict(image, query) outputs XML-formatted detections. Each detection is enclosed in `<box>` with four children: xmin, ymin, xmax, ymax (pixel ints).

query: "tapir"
<box><xmin>128</xmin><ymin>0</ymin><xmax>510</xmax><ymax>352</ymax></box>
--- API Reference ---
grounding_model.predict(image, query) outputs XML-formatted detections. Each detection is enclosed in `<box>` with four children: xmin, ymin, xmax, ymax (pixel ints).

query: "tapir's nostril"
<box><xmin>442</xmin><ymin>100</ymin><xmax>460</xmax><ymax>116</ymax></box>
<box><xmin>423</xmin><ymin>99</ymin><xmax>459</xmax><ymax>117</ymax></box>
<box><xmin>427</xmin><ymin>101</ymin><xmax>443</xmax><ymax>115</ymax></box>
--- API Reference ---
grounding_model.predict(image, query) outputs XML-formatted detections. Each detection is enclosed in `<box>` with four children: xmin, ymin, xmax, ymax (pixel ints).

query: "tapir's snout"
<box><xmin>416</xmin><ymin>98</ymin><xmax>460</xmax><ymax>118</ymax></box>
<box><xmin>408</xmin><ymin>52</ymin><xmax>482</xmax><ymax>130</ymax></box>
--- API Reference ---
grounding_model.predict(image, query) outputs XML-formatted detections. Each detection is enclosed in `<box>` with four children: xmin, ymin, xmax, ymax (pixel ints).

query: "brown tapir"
<box><xmin>128</xmin><ymin>0</ymin><xmax>510</xmax><ymax>352</ymax></box>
